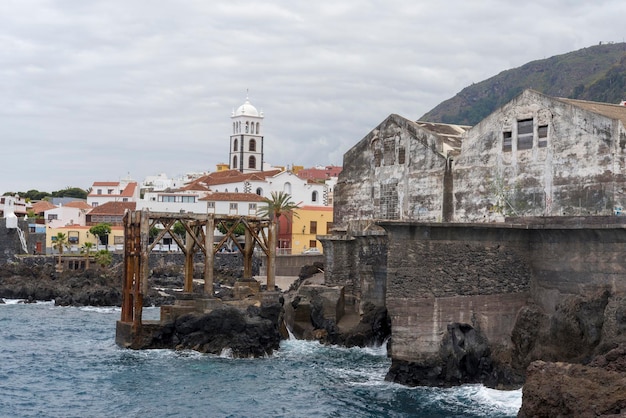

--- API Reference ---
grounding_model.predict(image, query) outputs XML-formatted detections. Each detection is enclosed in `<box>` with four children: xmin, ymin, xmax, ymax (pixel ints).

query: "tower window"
<box><xmin>233</xmin><ymin>138</ymin><xmax>238</xmax><ymax>152</ymax></box>
<box><xmin>246</xmin><ymin>122</ymin><xmax>249</xmax><ymax>133</ymax></box>
<box><xmin>233</xmin><ymin>156</ymin><xmax>238</xmax><ymax>169</ymax></box>
<box><xmin>248</xmin><ymin>156</ymin><xmax>256</xmax><ymax>169</ymax></box>
<box><xmin>249</xmin><ymin>139</ymin><xmax>256</xmax><ymax>151</ymax></box>
<box><xmin>256</xmin><ymin>122</ymin><xmax>260</xmax><ymax>134</ymax></box>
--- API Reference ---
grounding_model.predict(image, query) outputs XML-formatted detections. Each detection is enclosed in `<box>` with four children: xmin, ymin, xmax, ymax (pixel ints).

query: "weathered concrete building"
<box><xmin>454</xmin><ymin>89</ymin><xmax>626</xmax><ymax>222</ymax></box>
<box><xmin>322</xmin><ymin>90</ymin><xmax>626</xmax><ymax>387</ymax></box>
<box><xmin>333</xmin><ymin>114</ymin><xmax>469</xmax><ymax>229</ymax></box>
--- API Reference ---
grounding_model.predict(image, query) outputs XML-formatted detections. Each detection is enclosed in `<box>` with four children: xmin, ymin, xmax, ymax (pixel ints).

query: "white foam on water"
<box><xmin>78</xmin><ymin>306</ymin><xmax>121</xmax><ymax>314</ymax></box>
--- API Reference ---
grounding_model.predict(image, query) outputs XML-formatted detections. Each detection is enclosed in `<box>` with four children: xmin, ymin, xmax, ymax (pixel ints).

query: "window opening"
<box><xmin>517</xmin><ymin>119</ymin><xmax>533</xmax><ymax>150</ymax></box>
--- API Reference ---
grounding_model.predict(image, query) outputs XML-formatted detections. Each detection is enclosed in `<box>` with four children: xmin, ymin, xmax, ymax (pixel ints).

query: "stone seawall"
<box><xmin>324</xmin><ymin>221</ymin><xmax>626</xmax><ymax>388</ymax></box>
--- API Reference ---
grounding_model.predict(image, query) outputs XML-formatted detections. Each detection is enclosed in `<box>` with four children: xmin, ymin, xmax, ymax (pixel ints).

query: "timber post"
<box><xmin>266</xmin><ymin>221</ymin><xmax>277</xmax><ymax>291</ymax></box>
<box><xmin>204</xmin><ymin>215</ymin><xmax>215</xmax><ymax>296</ymax></box>
<box><xmin>184</xmin><ymin>228</ymin><xmax>194</xmax><ymax>293</ymax></box>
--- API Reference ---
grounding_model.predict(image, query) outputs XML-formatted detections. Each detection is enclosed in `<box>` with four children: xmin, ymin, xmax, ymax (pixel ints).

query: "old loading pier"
<box><xmin>115</xmin><ymin>209</ymin><xmax>284</xmax><ymax>353</ymax></box>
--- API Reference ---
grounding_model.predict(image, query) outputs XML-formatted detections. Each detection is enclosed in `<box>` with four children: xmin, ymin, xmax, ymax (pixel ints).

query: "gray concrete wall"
<box><xmin>374</xmin><ymin>221</ymin><xmax>626</xmax><ymax>365</ymax></box>
<box><xmin>258</xmin><ymin>254</ymin><xmax>324</xmax><ymax>277</ymax></box>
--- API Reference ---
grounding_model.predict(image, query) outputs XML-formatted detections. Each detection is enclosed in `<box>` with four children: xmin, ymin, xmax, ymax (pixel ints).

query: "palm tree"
<box><xmin>257</xmin><ymin>191</ymin><xmax>300</xmax><ymax>291</ymax></box>
<box><xmin>81</xmin><ymin>241</ymin><xmax>95</xmax><ymax>270</ymax></box>
<box><xmin>257</xmin><ymin>191</ymin><xmax>300</xmax><ymax>222</ymax></box>
<box><xmin>53</xmin><ymin>232</ymin><xmax>68</xmax><ymax>270</ymax></box>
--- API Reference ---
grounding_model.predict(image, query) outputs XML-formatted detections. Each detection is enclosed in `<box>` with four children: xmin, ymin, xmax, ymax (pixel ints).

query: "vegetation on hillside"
<box><xmin>420</xmin><ymin>42</ymin><xmax>626</xmax><ymax>126</ymax></box>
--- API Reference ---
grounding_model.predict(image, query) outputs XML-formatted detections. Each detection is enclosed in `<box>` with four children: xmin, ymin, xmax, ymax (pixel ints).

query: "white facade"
<box><xmin>265</xmin><ymin>171</ymin><xmax>330</xmax><ymax>207</ymax></box>
<box><xmin>87</xmin><ymin>178</ymin><xmax>140</xmax><ymax>207</ymax></box>
<box><xmin>230</xmin><ymin>97</ymin><xmax>264</xmax><ymax>173</ymax></box>
<box><xmin>44</xmin><ymin>205</ymin><xmax>88</xmax><ymax>228</ymax></box>
<box><xmin>137</xmin><ymin>189</ymin><xmax>208</xmax><ymax>214</ymax></box>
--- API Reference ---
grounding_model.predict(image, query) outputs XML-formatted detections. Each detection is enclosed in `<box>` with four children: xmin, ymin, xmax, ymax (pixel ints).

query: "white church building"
<box><xmin>137</xmin><ymin>96</ymin><xmax>333</xmax><ymax>215</ymax></box>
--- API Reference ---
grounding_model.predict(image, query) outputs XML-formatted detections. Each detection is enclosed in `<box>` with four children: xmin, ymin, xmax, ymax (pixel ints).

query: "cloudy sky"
<box><xmin>2</xmin><ymin>0</ymin><xmax>625</xmax><ymax>194</ymax></box>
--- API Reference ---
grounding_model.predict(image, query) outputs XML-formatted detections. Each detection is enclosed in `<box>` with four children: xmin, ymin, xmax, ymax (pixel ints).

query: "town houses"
<box><xmin>8</xmin><ymin>96</ymin><xmax>340</xmax><ymax>256</ymax></box>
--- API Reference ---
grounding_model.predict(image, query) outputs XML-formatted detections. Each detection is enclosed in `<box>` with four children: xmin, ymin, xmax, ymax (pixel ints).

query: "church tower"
<box><xmin>229</xmin><ymin>96</ymin><xmax>264</xmax><ymax>173</ymax></box>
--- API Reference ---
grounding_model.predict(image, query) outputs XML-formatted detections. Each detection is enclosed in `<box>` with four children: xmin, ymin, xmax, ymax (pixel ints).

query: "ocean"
<box><xmin>0</xmin><ymin>300</ymin><xmax>521</xmax><ymax>417</ymax></box>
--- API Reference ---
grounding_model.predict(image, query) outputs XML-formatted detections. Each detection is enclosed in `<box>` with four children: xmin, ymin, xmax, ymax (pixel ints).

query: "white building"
<box><xmin>44</xmin><ymin>201</ymin><xmax>92</xmax><ymax>228</ymax></box>
<box><xmin>87</xmin><ymin>177</ymin><xmax>140</xmax><ymax>207</ymax></box>
<box><xmin>229</xmin><ymin>96</ymin><xmax>264</xmax><ymax>173</ymax></box>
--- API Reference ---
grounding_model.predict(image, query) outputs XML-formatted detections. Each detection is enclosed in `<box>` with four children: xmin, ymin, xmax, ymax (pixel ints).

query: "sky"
<box><xmin>2</xmin><ymin>0</ymin><xmax>625</xmax><ymax>194</ymax></box>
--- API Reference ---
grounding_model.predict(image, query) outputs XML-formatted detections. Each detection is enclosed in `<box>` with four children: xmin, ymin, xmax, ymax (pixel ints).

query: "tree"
<box><xmin>81</xmin><ymin>242</ymin><xmax>95</xmax><ymax>270</ymax></box>
<box><xmin>53</xmin><ymin>232</ymin><xmax>68</xmax><ymax>270</ymax></box>
<box><xmin>94</xmin><ymin>250</ymin><xmax>112</xmax><ymax>270</ymax></box>
<box><xmin>257</xmin><ymin>191</ymin><xmax>300</xmax><ymax>222</ymax></box>
<box><xmin>89</xmin><ymin>223</ymin><xmax>112</xmax><ymax>249</ymax></box>
<box><xmin>257</xmin><ymin>191</ymin><xmax>300</xmax><ymax>291</ymax></box>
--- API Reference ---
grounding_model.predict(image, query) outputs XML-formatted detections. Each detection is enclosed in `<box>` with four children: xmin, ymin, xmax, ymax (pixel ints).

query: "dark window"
<box><xmin>312</xmin><ymin>191</ymin><xmax>318</xmax><ymax>202</ymax></box>
<box><xmin>383</xmin><ymin>138</ymin><xmax>396</xmax><ymax>165</ymax></box>
<box><xmin>503</xmin><ymin>131</ymin><xmax>512</xmax><ymax>152</ymax></box>
<box><xmin>374</xmin><ymin>149</ymin><xmax>382</xmax><ymax>167</ymax></box>
<box><xmin>249</xmin><ymin>139</ymin><xmax>256</xmax><ymax>151</ymax></box>
<box><xmin>233</xmin><ymin>138</ymin><xmax>238</xmax><ymax>151</ymax></box>
<box><xmin>233</xmin><ymin>156</ymin><xmax>238</xmax><ymax>169</ymax></box>
<box><xmin>398</xmin><ymin>146</ymin><xmax>406</xmax><ymax>164</ymax></box>
<box><xmin>309</xmin><ymin>240</ymin><xmax>317</xmax><ymax>248</ymax></box>
<box><xmin>326</xmin><ymin>222</ymin><xmax>333</xmax><ymax>233</ymax></box>
<box><xmin>248</xmin><ymin>156</ymin><xmax>256</xmax><ymax>169</ymax></box>
<box><xmin>538</xmin><ymin>125</ymin><xmax>548</xmax><ymax>148</ymax></box>
<box><xmin>310</xmin><ymin>221</ymin><xmax>317</xmax><ymax>234</ymax></box>
<box><xmin>517</xmin><ymin>119</ymin><xmax>533</xmax><ymax>150</ymax></box>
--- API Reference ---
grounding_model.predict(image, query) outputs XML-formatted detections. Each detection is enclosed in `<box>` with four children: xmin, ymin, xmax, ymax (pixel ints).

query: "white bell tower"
<box><xmin>229</xmin><ymin>95</ymin><xmax>264</xmax><ymax>173</ymax></box>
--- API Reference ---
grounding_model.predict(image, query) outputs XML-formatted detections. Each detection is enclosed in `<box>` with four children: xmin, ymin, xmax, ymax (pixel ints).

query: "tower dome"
<box><xmin>234</xmin><ymin>99</ymin><xmax>260</xmax><ymax>117</ymax></box>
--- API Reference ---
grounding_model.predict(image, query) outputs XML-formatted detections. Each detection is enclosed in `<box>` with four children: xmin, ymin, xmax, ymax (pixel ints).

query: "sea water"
<box><xmin>0</xmin><ymin>301</ymin><xmax>521</xmax><ymax>417</ymax></box>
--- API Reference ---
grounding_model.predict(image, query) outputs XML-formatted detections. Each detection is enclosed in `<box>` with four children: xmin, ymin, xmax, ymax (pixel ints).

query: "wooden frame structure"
<box><xmin>119</xmin><ymin>210</ymin><xmax>277</xmax><ymax>330</ymax></box>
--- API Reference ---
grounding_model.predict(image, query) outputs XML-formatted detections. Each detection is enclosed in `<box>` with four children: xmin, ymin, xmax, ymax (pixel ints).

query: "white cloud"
<box><xmin>1</xmin><ymin>0</ymin><xmax>625</xmax><ymax>193</ymax></box>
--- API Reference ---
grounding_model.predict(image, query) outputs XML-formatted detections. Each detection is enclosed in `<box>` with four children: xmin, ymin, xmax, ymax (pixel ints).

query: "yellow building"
<box><xmin>291</xmin><ymin>205</ymin><xmax>333</xmax><ymax>254</ymax></box>
<box><xmin>47</xmin><ymin>225</ymin><xmax>125</xmax><ymax>254</ymax></box>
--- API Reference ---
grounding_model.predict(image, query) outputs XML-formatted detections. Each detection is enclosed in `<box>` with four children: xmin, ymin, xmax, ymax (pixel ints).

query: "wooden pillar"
<box><xmin>243</xmin><ymin>225</ymin><xmax>253</xmax><ymax>279</ymax></box>
<box><xmin>132</xmin><ymin>211</ymin><xmax>144</xmax><ymax>330</ymax></box>
<box><xmin>266</xmin><ymin>221</ymin><xmax>277</xmax><ymax>291</ymax></box>
<box><xmin>140</xmin><ymin>210</ymin><xmax>150</xmax><ymax>295</ymax></box>
<box><xmin>121</xmin><ymin>211</ymin><xmax>133</xmax><ymax>322</ymax></box>
<box><xmin>184</xmin><ymin>225</ymin><xmax>194</xmax><ymax>293</ymax></box>
<box><xmin>204</xmin><ymin>216</ymin><xmax>214</xmax><ymax>296</ymax></box>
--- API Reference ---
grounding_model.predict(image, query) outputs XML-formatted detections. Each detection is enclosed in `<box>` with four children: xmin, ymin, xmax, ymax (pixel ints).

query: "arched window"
<box><xmin>251</xmin><ymin>124</ymin><xmax>255</xmax><ymax>134</ymax></box>
<box><xmin>312</xmin><ymin>191</ymin><xmax>318</xmax><ymax>202</ymax></box>
<box><xmin>233</xmin><ymin>156</ymin><xmax>237</xmax><ymax>169</ymax></box>
<box><xmin>249</xmin><ymin>139</ymin><xmax>256</xmax><ymax>151</ymax></box>
<box><xmin>235</xmin><ymin>188</ymin><xmax>239</xmax><ymax>193</ymax></box>
<box><xmin>233</xmin><ymin>138</ymin><xmax>238</xmax><ymax>152</ymax></box>
<box><xmin>232</xmin><ymin>122</ymin><xmax>236</xmax><ymax>134</ymax></box>
<box><xmin>248</xmin><ymin>155</ymin><xmax>256</xmax><ymax>169</ymax></box>
<box><xmin>256</xmin><ymin>187</ymin><xmax>263</xmax><ymax>195</ymax></box>
<box><xmin>246</xmin><ymin>122</ymin><xmax>249</xmax><ymax>133</ymax></box>
<box><xmin>284</xmin><ymin>182</ymin><xmax>292</xmax><ymax>195</ymax></box>
<box><xmin>256</xmin><ymin>122</ymin><xmax>260</xmax><ymax>134</ymax></box>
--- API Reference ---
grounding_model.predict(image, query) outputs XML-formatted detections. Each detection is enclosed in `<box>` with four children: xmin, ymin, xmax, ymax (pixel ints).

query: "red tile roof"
<box><xmin>87</xmin><ymin>201</ymin><xmax>136</xmax><ymax>215</ymax></box>
<box><xmin>199</xmin><ymin>192</ymin><xmax>265</xmax><ymax>202</ymax></box>
<box><xmin>188</xmin><ymin>169</ymin><xmax>282</xmax><ymax>188</ymax></box>
<box><xmin>63</xmin><ymin>201</ymin><xmax>92</xmax><ymax>209</ymax></box>
<box><xmin>31</xmin><ymin>201</ymin><xmax>57</xmax><ymax>213</ymax></box>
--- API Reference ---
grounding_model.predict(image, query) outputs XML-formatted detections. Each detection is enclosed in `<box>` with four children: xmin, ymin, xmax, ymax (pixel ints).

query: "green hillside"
<box><xmin>420</xmin><ymin>43</ymin><xmax>626</xmax><ymax>125</ymax></box>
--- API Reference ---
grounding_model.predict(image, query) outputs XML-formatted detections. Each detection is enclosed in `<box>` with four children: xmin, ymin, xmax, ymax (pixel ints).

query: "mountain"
<box><xmin>420</xmin><ymin>43</ymin><xmax>626</xmax><ymax>126</ymax></box>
